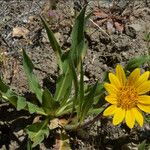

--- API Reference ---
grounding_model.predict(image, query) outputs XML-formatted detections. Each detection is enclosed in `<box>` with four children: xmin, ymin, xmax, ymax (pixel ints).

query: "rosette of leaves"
<box><xmin>0</xmin><ymin>6</ymin><xmax>104</xmax><ymax>148</ymax></box>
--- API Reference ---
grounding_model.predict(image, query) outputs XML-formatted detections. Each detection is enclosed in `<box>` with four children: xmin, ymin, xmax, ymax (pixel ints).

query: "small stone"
<box><xmin>122</xmin><ymin>52</ymin><xmax>128</xmax><ymax>59</ymax></box>
<box><xmin>12</xmin><ymin>27</ymin><xmax>29</xmax><ymax>38</ymax></box>
<box><xmin>125</xmin><ymin>24</ymin><xmax>141</xmax><ymax>38</ymax></box>
<box><xmin>125</xmin><ymin>26</ymin><xmax>136</xmax><ymax>38</ymax></box>
<box><xmin>17</xmin><ymin>129</ymin><xmax>24</xmax><ymax>136</ymax></box>
<box><xmin>28</xmin><ymin>15</ymin><xmax>36</xmax><ymax>23</ymax></box>
<box><xmin>54</xmin><ymin>32</ymin><xmax>63</xmax><ymax>43</ymax></box>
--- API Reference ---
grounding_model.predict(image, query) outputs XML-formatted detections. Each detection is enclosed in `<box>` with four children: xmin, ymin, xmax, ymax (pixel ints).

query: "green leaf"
<box><xmin>56</xmin><ymin>101</ymin><xmax>73</xmax><ymax>117</ymax></box>
<box><xmin>0</xmin><ymin>76</ymin><xmax>47</xmax><ymax>115</ymax></box>
<box><xmin>27</xmin><ymin>102</ymin><xmax>47</xmax><ymax>115</ymax></box>
<box><xmin>61</xmin><ymin>51</ymin><xmax>70</xmax><ymax>73</ymax></box>
<box><xmin>17</xmin><ymin>96</ymin><xmax>27</xmax><ymax>111</ymax></box>
<box><xmin>84</xmin><ymin>82</ymin><xmax>104</xmax><ymax>105</ymax></box>
<box><xmin>59</xmin><ymin>86</ymin><xmax>72</xmax><ymax>107</ymax></box>
<box><xmin>68</xmin><ymin>58</ymin><xmax>79</xmax><ymax>111</ymax></box>
<box><xmin>125</xmin><ymin>55</ymin><xmax>150</xmax><ymax>71</ymax></box>
<box><xmin>145</xmin><ymin>115</ymin><xmax>150</xmax><ymax>123</ymax></box>
<box><xmin>42</xmin><ymin>88</ymin><xmax>60</xmax><ymax>114</ymax></box>
<box><xmin>80</xmin><ymin>82</ymin><xmax>98</xmax><ymax>122</ymax></box>
<box><xmin>40</xmin><ymin>16</ymin><xmax>63</xmax><ymax>72</ymax></box>
<box><xmin>23</xmin><ymin>49</ymin><xmax>43</xmax><ymax>103</ymax></box>
<box><xmin>138</xmin><ymin>140</ymin><xmax>146</xmax><ymax>150</ymax></box>
<box><xmin>54</xmin><ymin>67</ymin><xmax>72</xmax><ymax>101</ymax></box>
<box><xmin>70</xmin><ymin>6</ymin><xmax>86</xmax><ymax>68</ymax></box>
<box><xmin>2</xmin><ymin>93</ymin><xmax>18</xmax><ymax>107</ymax></box>
<box><xmin>87</xmin><ymin>107</ymin><xmax>104</xmax><ymax>115</ymax></box>
<box><xmin>26</xmin><ymin>120</ymin><xmax>49</xmax><ymax>147</ymax></box>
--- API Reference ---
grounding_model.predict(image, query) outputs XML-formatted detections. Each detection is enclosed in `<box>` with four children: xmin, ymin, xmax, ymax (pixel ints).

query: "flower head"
<box><xmin>103</xmin><ymin>65</ymin><xmax>150</xmax><ymax>128</ymax></box>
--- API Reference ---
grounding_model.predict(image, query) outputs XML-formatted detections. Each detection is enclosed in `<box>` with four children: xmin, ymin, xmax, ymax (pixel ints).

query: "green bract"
<box><xmin>0</xmin><ymin>7</ymin><xmax>104</xmax><ymax>147</ymax></box>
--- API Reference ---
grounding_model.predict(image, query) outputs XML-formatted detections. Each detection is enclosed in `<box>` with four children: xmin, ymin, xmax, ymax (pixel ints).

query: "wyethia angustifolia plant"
<box><xmin>0</xmin><ymin>7</ymin><xmax>104</xmax><ymax>147</ymax></box>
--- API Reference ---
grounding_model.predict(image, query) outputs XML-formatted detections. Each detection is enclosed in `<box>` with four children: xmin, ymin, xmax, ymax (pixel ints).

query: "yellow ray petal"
<box><xmin>103</xmin><ymin>105</ymin><xmax>117</xmax><ymax>116</ymax></box>
<box><xmin>116</xmin><ymin>65</ymin><xmax>126</xmax><ymax>86</ymax></box>
<box><xmin>109</xmin><ymin>73</ymin><xmax>121</xmax><ymax>88</ymax></box>
<box><xmin>137</xmin><ymin>95</ymin><xmax>150</xmax><ymax>105</ymax></box>
<box><xmin>112</xmin><ymin>107</ymin><xmax>125</xmax><ymax>125</ymax></box>
<box><xmin>105</xmin><ymin>95</ymin><xmax>117</xmax><ymax>104</ymax></box>
<box><xmin>132</xmin><ymin>108</ymin><xmax>144</xmax><ymax>127</ymax></box>
<box><xmin>136</xmin><ymin>81</ymin><xmax>150</xmax><ymax>95</ymax></box>
<box><xmin>137</xmin><ymin>104</ymin><xmax>150</xmax><ymax>113</ymax></box>
<box><xmin>104</xmin><ymin>83</ymin><xmax>118</xmax><ymax>95</ymax></box>
<box><xmin>125</xmin><ymin>109</ymin><xmax>135</xmax><ymax>129</ymax></box>
<box><xmin>127</xmin><ymin>68</ymin><xmax>140</xmax><ymax>86</ymax></box>
<box><xmin>134</xmin><ymin>71</ymin><xmax>149</xmax><ymax>88</ymax></box>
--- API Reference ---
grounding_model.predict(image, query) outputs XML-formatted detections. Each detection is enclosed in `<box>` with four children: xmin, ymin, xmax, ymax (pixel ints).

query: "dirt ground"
<box><xmin>0</xmin><ymin>0</ymin><xmax>150</xmax><ymax>149</ymax></box>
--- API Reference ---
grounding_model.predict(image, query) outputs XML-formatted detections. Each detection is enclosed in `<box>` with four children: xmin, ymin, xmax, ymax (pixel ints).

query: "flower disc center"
<box><xmin>117</xmin><ymin>86</ymin><xmax>138</xmax><ymax>110</ymax></box>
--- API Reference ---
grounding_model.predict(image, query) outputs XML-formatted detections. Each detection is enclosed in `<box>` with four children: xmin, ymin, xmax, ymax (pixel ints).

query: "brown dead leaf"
<box><xmin>49</xmin><ymin>118</ymin><xmax>59</xmax><ymax>130</ymax></box>
<box><xmin>59</xmin><ymin>118</ymin><xmax>69</xmax><ymax>127</ymax></box>
<box><xmin>49</xmin><ymin>118</ymin><xmax>69</xmax><ymax>130</ymax></box>
<box><xmin>12</xmin><ymin>27</ymin><xmax>29</xmax><ymax>38</ymax></box>
<box><xmin>114</xmin><ymin>22</ymin><xmax>124</xmax><ymax>33</ymax></box>
<box><xmin>53</xmin><ymin>130</ymin><xmax>71</xmax><ymax>150</ymax></box>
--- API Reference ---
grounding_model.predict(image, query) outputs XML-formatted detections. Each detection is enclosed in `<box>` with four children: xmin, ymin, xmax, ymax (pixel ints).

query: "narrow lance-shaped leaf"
<box><xmin>40</xmin><ymin>16</ymin><xmax>63</xmax><ymax>72</ymax></box>
<box><xmin>69</xmin><ymin>57</ymin><xmax>79</xmax><ymax>113</ymax></box>
<box><xmin>70</xmin><ymin>6</ymin><xmax>86</xmax><ymax>68</ymax></box>
<box><xmin>92</xmin><ymin>82</ymin><xmax>104</xmax><ymax>105</ymax></box>
<box><xmin>125</xmin><ymin>55</ymin><xmax>150</xmax><ymax>71</ymax></box>
<box><xmin>54</xmin><ymin>65</ymin><xmax>72</xmax><ymax>101</ymax></box>
<box><xmin>23</xmin><ymin>49</ymin><xmax>43</xmax><ymax>103</ymax></box>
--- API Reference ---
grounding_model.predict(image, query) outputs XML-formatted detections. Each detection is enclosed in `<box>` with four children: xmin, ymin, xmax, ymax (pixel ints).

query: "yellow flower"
<box><xmin>103</xmin><ymin>64</ymin><xmax>150</xmax><ymax>128</ymax></box>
